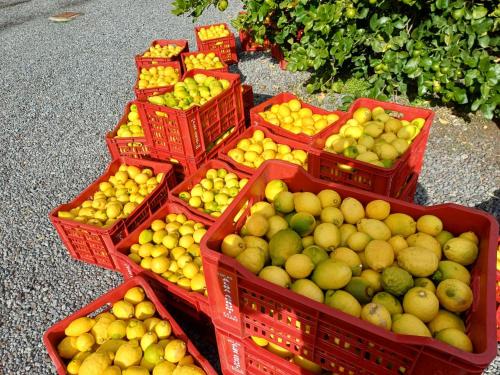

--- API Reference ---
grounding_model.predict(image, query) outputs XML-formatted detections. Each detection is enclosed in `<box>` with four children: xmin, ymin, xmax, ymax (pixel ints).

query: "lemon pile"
<box><xmin>148</xmin><ymin>74</ymin><xmax>230</xmax><ymax>110</ymax></box>
<box><xmin>197</xmin><ymin>24</ymin><xmax>230</xmax><ymax>41</ymax></box>
<box><xmin>184</xmin><ymin>52</ymin><xmax>225</xmax><ymax>71</ymax></box>
<box><xmin>115</xmin><ymin>104</ymin><xmax>144</xmax><ymax>138</ymax></box>
<box><xmin>257</xmin><ymin>99</ymin><xmax>340</xmax><ymax>136</ymax></box>
<box><xmin>226</xmin><ymin>129</ymin><xmax>309</xmax><ymax>170</ymax></box>
<box><xmin>324</xmin><ymin>106</ymin><xmax>426</xmax><ymax>168</ymax></box>
<box><xmin>250</xmin><ymin>336</ymin><xmax>322</xmax><ymax>374</ymax></box>
<box><xmin>142</xmin><ymin>43</ymin><xmax>183</xmax><ymax>58</ymax></box>
<box><xmin>128</xmin><ymin>214</ymin><xmax>207</xmax><ymax>295</ymax></box>
<box><xmin>222</xmin><ymin>180</ymin><xmax>479</xmax><ymax>353</ymax></box>
<box><xmin>58</xmin><ymin>165</ymin><xmax>164</xmax><ymax>228</ymax></box>
<box><xmin>178</xmin><ymin>168</ymin><xmax>248</xmax><ymax>218</ymax></box>
<box><xmin>57</xmin><ymin>286</ymin><xmax>207</xmax><ymax>375</ymax></box>
<box><xmin>137</xmin><ymin>66</ymin><xmax>179</xmax><ymax>90</ymax></box>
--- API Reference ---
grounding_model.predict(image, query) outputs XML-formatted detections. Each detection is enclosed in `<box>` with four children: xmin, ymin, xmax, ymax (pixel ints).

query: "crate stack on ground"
<box><xmin>46</xmin><ymin>23</ymin><xmax>499</xmax><ymax>375</ymax></box>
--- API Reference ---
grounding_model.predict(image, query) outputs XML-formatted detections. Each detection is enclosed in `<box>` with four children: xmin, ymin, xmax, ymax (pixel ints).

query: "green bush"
<box><xmin>174</xmin><ymin>1</ymin><xmax>500</xmax><ymax>119</ymax></box>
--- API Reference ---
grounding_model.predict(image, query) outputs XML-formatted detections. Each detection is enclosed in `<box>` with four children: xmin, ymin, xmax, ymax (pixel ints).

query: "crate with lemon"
<box><xmin>219</xmin><ymin>127</ymin><xmax>313</xmax><ymax>174</ymax></box>
<box><xmin>250</xmin><ymin>92</ymin><xmax>344</xmax><ymax>144</ymax></box>
<box><xmin>44</xmin><ymin>278</ymin><xmax>215</xmax><ymax>375</ymax></box>
<box><xmin>201</xmin><ymin>160</ymin><xmax>498</xmax><ymax>375</ymax></box>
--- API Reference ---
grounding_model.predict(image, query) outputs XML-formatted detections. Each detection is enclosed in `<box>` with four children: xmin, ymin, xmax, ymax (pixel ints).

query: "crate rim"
<box><xmin>312</xmin><ymin>97</ymin><xmax>436</xmax><ymax>173</ymax></box>
<box><xmin>169</xmin><ymin>158</ymin><xmax>252</xmax><ymax>223</ymax></box>
<box><xmin>43</xmin><ymin>275</ymin><xmax>217</xmax><ymax>375</ymax></box>
<box><xmin>218</xmin><ymin>124</ymin><xmax>318</xmax><ymax>175</ymax></box>
<box><xmin>249</xmin><ymin>91</ymin><xmax>349</xmax><ymax>144</ymax></box>
<box><xmin>112</xmin><ymin>201</ymin><xmax>211</xmax><ymax>314</ymax></box>
<box><xmin>136</xmin><ymin>69</ymin><xmax>241</xmax><ymax>114</ymax></box>
<box><xmin>195</xmin><ymin>22</ymin><xmax>232</xmax><ymax>35</ymax></box>
<box><xmin>201</xmin><ymin>159</ymin><xmax>499</xmax><ymax>367</ymax></box>
<box><xmin>136</xmin><ymin>39</ymin><xmax>188</xmax><ymax>61</ymax></box>
<box><xmin>48</xmin><ymin>157</ymin><xmax>173</xmax><ymax>235</ymax></box>
<box><xmin>180</xmin><ymin>50</ymin><xmax>229</xmax><ymax>73</ymax></box>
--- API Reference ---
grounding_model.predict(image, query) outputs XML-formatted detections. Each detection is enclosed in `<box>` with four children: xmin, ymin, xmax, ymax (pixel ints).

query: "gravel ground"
<box><xmin>0</xmin><ymin>0</ymin><xmax>498</xmax><ymax>374</ymax></box>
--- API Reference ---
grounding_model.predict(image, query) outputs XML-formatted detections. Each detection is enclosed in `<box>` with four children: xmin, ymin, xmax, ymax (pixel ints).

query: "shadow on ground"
<box><xmin>474</xmin><ymin>189</ymin><xmax>500</xmax><ymax>222</ymax></box>
<box><xmin>414</xmin><ymin>183</ymin><xmax>429</xmax><ymax>206</ymax></box>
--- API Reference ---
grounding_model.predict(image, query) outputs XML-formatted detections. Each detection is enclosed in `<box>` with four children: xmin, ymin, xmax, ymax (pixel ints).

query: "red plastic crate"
<box><xmin>218</xmin><ymin>125</ymin><xmax>319</xmax><ymax>176</ymax></box>
<box><xmin>201</xmin><ymin>160</ymin><xmax>498</xmax><ymax>375</ymax></box>
<box><xmin>49</xmin><ymin>157</ymin><xmax>176</xmax><ymax>270</ymax></box>
<box><xmin>497</xmin><ymin>270</ymin><xmax>500</xmax><ymax>304</ymax></box>
<box><xmin>43</xmin><ymin>276</ymin><xmax>216</xmax><ymax>375</ymax></box>
<box><xmin>497</xmin><ymin>305</ymin><xmax>500</xmax><ymax>342</ymax></box>
<box><xmin>394</xmin><ymin>172</ymin><xmax>418</xmax><ymax>203</ymax></box>
<box><xmin>239</xmin><ymin>29</ymin><xmax>271</xmax><ymax>52</ymax></box>
<box><xmin>105</xmin><ymin>101</ymin><xmax>153</xmax><ymax>160</ymax></box>
<box><xmin>242</xmin><ymin>84</ymin><xmax>254</xmax><ymax>126</ymax></box>
<box><xmin>180</xmin><ymin>51</ymin><xmax>229</xmax><ymax>73</ymax></box>
<box><xmin>112</xmin><ymin>202</ymin><xmax>211</xmax><ymax>318</ymax></box>
<box><xmin>134</xmin><ymin>60</ymin><xmax>182</xmax><ymax>101</ymax></box>
<box><xmin>151</xmin><ymin>119</ymin><xmax>245</xmax><ymax>182</ymax></box>
<box><xmin>135</xmin><ymin>39</ymin><xmax>189</xmax><ymax>66</ymax></box>
<box><xmin>137</xmin><ymin>69</ymin><xmax>244</xmax><ymax>161</ymax></box>
<box><xmin>195</xmin><ymin>23</ymin><xmax>238</xmax><ymax>64</ymax></box>
<box><xmin>271</xmin><ymin>44</ymin><xmax>287</xmax><ymax>70</ymax></box>
<box><xmin>216</xmin><ymin>328</ymin><xmax>320</xmax><ymax>375</ymax></box>
<box><xmin>170</xmin><ymin>159</ymin><xmax>252</xmax><ymax>223</ymax></box>
<box><xmin>310</xmin><ymin>98</ymin><xmax>435</xmax><ymax>196</ymax></box>
<box><xmin>497</xmin><ymin>237</ymin><xmax>500</xmax><ymax>304</ymax></box>
<box><xmin>250</xmin><ymin>92</ymin><xmax>348</xmax><ymax>145</ymax></box>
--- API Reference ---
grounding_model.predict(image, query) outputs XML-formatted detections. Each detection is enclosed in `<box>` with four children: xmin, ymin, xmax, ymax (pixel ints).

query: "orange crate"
<box><xmin>49</xmin><ymin>157</ymin><xmax>175</xmax><ymax>270</ymax></box>
<box><xmin>202</xmin><ymin>160</ymin><xmax>498</xmax><ymax>375</ymax></box>
<box><xmin>134</xmin><ymin>59</ymin><xmax>182</xmax><ymax>101</ymax></box>
<box><xmin>113</xmin><ymin>202</ymin><xmax>212</xmax><ymax>318</ymax></box>
<box><xmin>43</xmin><ymin>276</ymin><xmax>217</xmax><ymax>375</ymax></box>
<box><xmin>170</xmin><ymin>159</ymin><xmax>251</xmax><ymax>223</ymax></box>
<box><xmin>135</xmin><ymin>39</ymin><xmax>189</xmax><ymax>66</ymax></box>
<box><xmin>195</xmin><ymin>23</ymin><xmax>238</xmax><ymax>64</ymax></box>
<box><xmin>249</xmin><ymin>92</ymin><xmax>348</xmax><ymax>145</ymax></box>
<box><xmin>311</xmin><ymin>98</ymin><xmax>434</xmax><ymax>196</ymax></box>
<box><xmin>105</xmin><ymin>101</ymin><xmax>153</xmax><ymax>160</ymax></box>
<box><xmin>137</xmin><ymin>69</ymin><xmax>244</xmax><ymax>160</ymax></box>
<box><xmin>180</xmin><ymin>51</ymin><xmax>229</xmax><ymax>73</ymax></box>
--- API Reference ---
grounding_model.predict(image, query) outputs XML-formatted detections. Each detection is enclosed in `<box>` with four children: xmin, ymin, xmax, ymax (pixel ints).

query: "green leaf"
<box><xmin>472</xmin><ymin>18</ymin><xmax>493</xmax><ymax>34</ymax></box>
<box><xmin>257</xmin><ymin>4</ymin><xmax>270</xmax><ymax>21</ymax></box>
<box><xmin>480</xmin><ymin>102</ymin><xmax>496</xmax><ymax>119</ymax></box>
<box><xmin>472</xmin><ymin>6</ymin><xmax>488</xmax><ymax>20</ymax></box>
<box><xmin>404</xmin><ymin>58</ymin><xmax>420</xmax><ymax>73</ymax></box>
<box><xmin>463</xmin><ymin>55</ymin><xmax>478</xmax><ymax>68</ymax></box>
<box><xmin>480</xmin><ymin>83</ymin><xmax>491</xmax><ymax>97</ymax></box>
<box><xmin>436</xmin><ymin>0</ymin><xmax>449</xmax><ymax>10</ymax></box>
<box><xmin>478</xmin><ymin>36</ymin><xmax>490</xmax><ymax>48</ymax></box>
<box><xmin>453</xmin><ymin>87</ymin><xmax>468</xmax><ymax>104</ymax></box>
<box><xmin>478</xmin><ymin>56</ymin><xmax>490</xmax><ymax>73</ymax></box>
<box><xmin>471</xmin><ymin>98</ymin><xmax>483</xmax><ymax>112</ymax></box>
<box><xmin>486</xmin><ymin>66</ymin><xmax>500</xmax><ymax>86</ymax></box>
<box><xmin>369</xmin><ymin>14</ymin><xmax>378</xmax><ymax>31</ymax></box>
<box><xmin>464</xmin><ymin>70</ymin><xmax>479</xmax><ymax>86</ymax></box>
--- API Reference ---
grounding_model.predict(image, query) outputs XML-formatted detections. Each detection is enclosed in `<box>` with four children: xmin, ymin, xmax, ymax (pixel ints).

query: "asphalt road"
<box><xmin>0</xmin><ymin>0</ymin><xmax>498</xmax><ymax>374</ymax></box>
